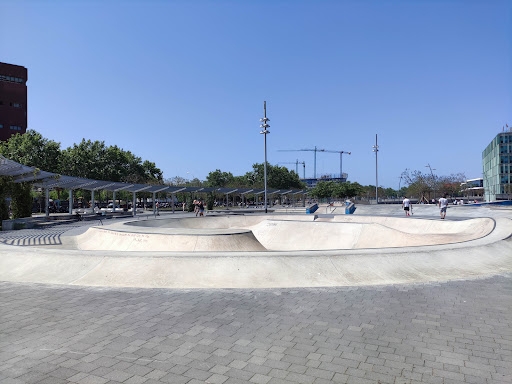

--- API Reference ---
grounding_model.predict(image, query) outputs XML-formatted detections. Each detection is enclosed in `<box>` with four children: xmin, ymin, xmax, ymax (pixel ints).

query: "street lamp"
<box><xmin>372</xmin><ymin>134</ymin><xmax>379</xmax><ymax>204</ymax></box>
<box><xmin>260</xmin><ymin>101</ymin><xmax>270</xmax><ymax>213</ymax></box>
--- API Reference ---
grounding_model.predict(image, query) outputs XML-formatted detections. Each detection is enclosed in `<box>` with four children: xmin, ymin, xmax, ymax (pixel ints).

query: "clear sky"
<box><xmin>1</xmin><ymin>0</ymin><xmax>511</xmax><ymax>188</ymax></box>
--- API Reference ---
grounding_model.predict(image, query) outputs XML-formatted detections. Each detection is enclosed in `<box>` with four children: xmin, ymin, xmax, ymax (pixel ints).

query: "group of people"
<box><xmin>402</xmin><ymin>194</ymin><xmax>450</xmax><ymax>219</ymax></box>
<box><xmin>193</xmin><ymin>199</ymin><xmax>205</xmax><ymax>217</ymax></box>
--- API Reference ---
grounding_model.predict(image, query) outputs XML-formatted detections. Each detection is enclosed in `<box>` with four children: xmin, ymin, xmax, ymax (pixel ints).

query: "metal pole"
<box><xmin>132</xmin><ymin>192</ymin><xmax>136</xmax><ymax>216</ymax></box>
<box><xmin>69</xmin><ymin>189</ymin><xmax>73</xmax><ymax>214</ymax></box>
<box><xmin>112</xmin><ymin>191</ymin><xmax>116</xmax><ymax>212</ymax></box>
<box><xmin>303</xmin><ymin>162</ymin><xmax>306</xmax><ymax>179</ymax></box>
<box><xmin>45</xmin><ymin>188</ymin><xmax>50</xmax><ymax>218</ymax></box>
<box><xmin>264</xmin><ymin>133</ymin><xmax>268</xmax><ymax>213</ymax></box>
<box><xmin>376</xmin><ymin>136</ymin><xmax>378</xmax><ymax>203</ymax></box>
<box><xmin>373</xmin><ymin>134</ymin><xmax>379</xmax><ymax>204</ymax></box>
<box><xmin>91</xmin><ymin>190</ymin><xmax>95</xmax><ymax>211</ymax></box>
<box><xmin>314</xmin><ymin>146</ymin><xmax>317</xmax><ymax>179</ymax></box>
<box><xmin>296</xmin><ymin>159</ymin><xmax>299</xmax><ymax>175</ymax></box>
<box><xmin>153</xmin><ymin>192</ymin><xmax>156</xmax><ymax>215</ymax></box>
<box><xmin>260</xmin><ymin>101</ymin><xmax>270</xmax><ymax>214</ymax></box>
<box><xmin>340</xmin><ymin>153</ymin><xmax>343</xmax><ymax>179</ymax></box>
<box><xmin>172</xmin><ymin>193</ymin><xmax>175</xmax><ymax>213</ymax></box>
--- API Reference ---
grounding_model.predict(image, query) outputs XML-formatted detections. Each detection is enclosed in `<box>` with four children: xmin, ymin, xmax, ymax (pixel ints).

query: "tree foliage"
<box><xmin>310</xmin><ymin>181</ymin><xmax>365</xmax><ymax>200</ymax></box>
<box><xmin>9</xmin><ymin>182</ymin><xmax>33</xmax><ymax>219</ymax></box>
<box><xmin>0</xmin><ymin>177</ymin><xmax>10</xmax><ymax>223</ymax></box>
<box><xmin>244</xmin><ymin>163</ymin><xmax>305</xmax><ymax>189</ymax></box>
<box><xmin>402</xmin><ymin>169</ymin><xmax>466</xmax><ymax>199</ymax></box>
<box><xmin>0</xmin><ymin>130</ymin><xmax>62</xmax><ymax>172</ymax></box>
<box><xmin>60</xmin><ymin>139</ymin><xmax>162</xmax><ymax>183</ymax></box>
<box><xmin>206</xmin><ymin>169</ymin><xmax>235</xmax><ymax>188</ymax></box>
<box><xmin>205</xmin><ymin>164</ymin><xmax>305</xmax><ymax>190</ymax></box>
<box><xmin>310</xmin><ymin>181</ymin><xmax>337</xmax><ymax>199</ymax></box>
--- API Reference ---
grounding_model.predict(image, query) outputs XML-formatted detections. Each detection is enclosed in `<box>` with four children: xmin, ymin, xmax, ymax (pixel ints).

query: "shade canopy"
<box><xmin>0</xmin><ymin>155</ymin><xmax>307</xmax><ymax>195</ymax></box>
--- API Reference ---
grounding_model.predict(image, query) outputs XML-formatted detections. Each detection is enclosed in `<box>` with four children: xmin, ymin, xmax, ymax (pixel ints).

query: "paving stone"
<box><xmin>0</xmin><ymin>272</ymin><xmax>510</xmax><ymax>384</ymax></box>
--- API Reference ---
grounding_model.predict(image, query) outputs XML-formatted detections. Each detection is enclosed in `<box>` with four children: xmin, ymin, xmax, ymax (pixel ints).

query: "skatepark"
<box><xmin>1</xmin><ymin>203</ymin><xmax>511</xmax><ymax>289</ymax></box>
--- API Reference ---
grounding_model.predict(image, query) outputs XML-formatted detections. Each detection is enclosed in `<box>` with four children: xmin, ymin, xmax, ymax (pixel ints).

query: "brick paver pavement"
<box><xmin>0</xmin><ymin>274</ymin><xmax>511</xmax><ymax>384</ymax></box>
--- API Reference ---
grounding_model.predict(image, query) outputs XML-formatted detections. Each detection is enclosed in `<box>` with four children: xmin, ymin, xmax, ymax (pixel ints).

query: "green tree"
<box><xmin>61</xmin><ymin>140</ymin><xmax>162</xmax><ymax>183</ymax></box>
<box><xmin>334</xmin><ymin>181</ymin><xmax>364</xmax><ymax>199</ymax></box>
<box><xmin>10</xmin><ymin>182</ymin><xmax>33</xmax><ymax>219</ymax></box>
<box><xmin>244</xmin><ymin>163</ymin><xmax>305</xmax><ymax>189</ymax></box>
<box><xmin>0</xmin><ymin>130</ymin><xmax>62</xmax><ymax>172</ymax></box>
<box><xmin>0</xmin><ymin>176</ymin><xmax>10</xmax><ymax>223</ymax></box>
<box><xmin>310</xmin><ymin>181</ymin><xmax>337</xmax><ymax>199</ymax></box>
<box><xmin>206</xmin><ymin>169</ymin><xmax>235</xmax><ymax>187</ymax></box>
<box><xmin>438</xmin><ymin>173</ymin><xmax>466</xmax><ymax>197</ymax></box>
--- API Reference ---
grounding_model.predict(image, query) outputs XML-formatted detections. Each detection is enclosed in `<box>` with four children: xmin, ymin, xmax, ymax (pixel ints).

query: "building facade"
<box><xmin>0</xmin><ymin>62</ymin><xmax>28</xmax><ymax>141</ymax></box>
<box><xmin>302</xmin><ymin>173</ymin><xmax>348</xmax><ymax>189</ymax></box>
<box><xmin>482</xmin><ymin>130</ymin><xmax>512</xmax><ymax>201</ymax></box>
<box><xmin>461</xmin><ymin>178</ymin><xmax>484</xmax><ymax>199</ymax></box>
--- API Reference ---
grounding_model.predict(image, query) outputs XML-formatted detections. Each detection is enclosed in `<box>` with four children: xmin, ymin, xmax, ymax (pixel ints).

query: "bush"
<box><xmin>10</xmin><ymin>183</ymin><xmax>33</xmax><ymax>219</ymax></box>
<box><xmin>206</xmin><ymin>193</ymin><xmax>214</xmax><ymax>211</ymax></box>
<box><xmin>187</xmin><ymin>200</ymin><xmax>195</xmax><ymax>212</ymax></box>
<box><xmin>0</xmin><ymin>177</ymin><xmax>10</xmax><ymax>226</ymax></box>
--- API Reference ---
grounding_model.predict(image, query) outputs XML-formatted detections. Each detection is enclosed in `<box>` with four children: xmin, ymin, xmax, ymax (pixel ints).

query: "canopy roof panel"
<box><xmin>0</xmin><ymin>155</ymin><xmax>307</xmax><ymax>195</ymax></box>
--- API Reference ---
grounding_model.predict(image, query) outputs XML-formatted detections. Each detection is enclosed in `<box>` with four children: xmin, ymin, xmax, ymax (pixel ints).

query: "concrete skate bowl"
<box><xmin>74</xmin><ymin>215</ymin><xmax>496</xmax><ymax>252</ymax></box>
<box><xmin>0</xmin><ymin>214</ymin><xmax>511</xmax><ymax>288</ymax></box>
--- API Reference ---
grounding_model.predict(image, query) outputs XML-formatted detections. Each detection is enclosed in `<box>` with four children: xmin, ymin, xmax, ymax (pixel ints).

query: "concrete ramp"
<box><xmin>76</xmin><ymin>227</ymin><xmax>267</xmax><ymax>252</ymax></box>
<box><xmin>0</xmin><ymin>217</ymin><xmax>510</xmax><ymax>288</ymax></box>
<box><xmin>74</xmin><ymin>216</ymin><xmax>496</xmax><ymax>252</ymax></box>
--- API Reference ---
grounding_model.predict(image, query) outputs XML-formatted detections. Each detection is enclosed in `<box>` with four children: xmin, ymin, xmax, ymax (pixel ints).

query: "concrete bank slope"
<box><xmin>74</xmin><ymin>215</ymin><xmax>494</xmax><ymax>251</ymax></box>
<box><xmin>0</xmin><ymin>215</ymin><xmax>511</xmax><ymax>288</ymax></box>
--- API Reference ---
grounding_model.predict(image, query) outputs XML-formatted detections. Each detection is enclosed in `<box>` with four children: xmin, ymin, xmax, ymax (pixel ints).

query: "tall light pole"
<box><xmin>372</xmin><ymin>134</ymin><xmax>379</xmax><ymax>204</ymax></box>
<box><xmin>260</xmin><ymin>101</ymin><xmax>270</xmax><ymax>213</ymax></box>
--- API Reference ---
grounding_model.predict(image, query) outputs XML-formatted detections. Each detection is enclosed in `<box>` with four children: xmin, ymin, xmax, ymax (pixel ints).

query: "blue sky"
<box><xmin>1</xmin><ymin>0</ymin><xmax>510</xmax><ymax>188</ymax></box>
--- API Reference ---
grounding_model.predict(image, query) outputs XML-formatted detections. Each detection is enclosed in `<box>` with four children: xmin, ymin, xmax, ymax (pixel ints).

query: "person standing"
<box><xmin>155</xmin><ymin>200</ymin><xmax>160</xmax><ymax>216</ymax></box>
<box><xmin>402</xmin><ymin>196</ymin><xmax>411</xmax><ymax>216</ymax></box>
<box><xmin>439</xmin><ymin>194</ymin><xmax>449</xmax><ymax>219</ymax></box>
<box><xmin>198</xmin><ymin>200</ymin><xmax>205</xmax><ymax>217</ymax></box>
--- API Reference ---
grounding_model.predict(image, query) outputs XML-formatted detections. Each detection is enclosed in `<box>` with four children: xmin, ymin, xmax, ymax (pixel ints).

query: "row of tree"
<box><xmin>0</xmin><ymin>130</ymin><xmax>164</xmax><ymax>221</ymax></box>
<box><xmin>308</xmin><ymin>170</ymin><xmax>466</xmax><ymax>201</ymax></box>
<box><xmin>0</xmin><ymin>130</ymin><xmax>163</xmax><ymax>183</ymax></box>
<box><xmin>1</xmin><ymin>130</ymin><xmax>468</xmax><ymax>221</ymax></box>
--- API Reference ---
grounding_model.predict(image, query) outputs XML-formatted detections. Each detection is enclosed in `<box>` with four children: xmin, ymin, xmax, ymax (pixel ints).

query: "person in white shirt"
<box><xmin>402</xmin><ymin>197</ymin><xmax>411</xmax><ymax>216</ymax></box>
<box><xmin>439</xmin><ymin>194</ymin><xmax>449</xmax><ymax>219</ymax></box>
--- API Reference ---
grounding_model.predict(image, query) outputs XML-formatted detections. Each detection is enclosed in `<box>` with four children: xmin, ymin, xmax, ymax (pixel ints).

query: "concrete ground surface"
<box><xmin>0</xmin><ymin>276</ymin><xmax>511</xmax><ymax>384</ymax></box>
<box><xmin>0</xmin><ymin>204</ymin><xmax>511</xmax><ymax>383</ymax></box>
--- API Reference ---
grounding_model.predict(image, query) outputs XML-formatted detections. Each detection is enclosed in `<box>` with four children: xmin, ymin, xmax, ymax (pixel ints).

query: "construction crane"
<box><xmin>278</xmin><ymin>160</ymin><xmax>306</xmax><ymax>179</ymax></box>
<box><xmin>321</xmin><ymin>150</ymin><xmax>351</xmax><ymax>180</ymax></box>
<box><xmin>278</xmin><ymin>147</ymin><xmax>326</xmax><ymax>178</ymax></box>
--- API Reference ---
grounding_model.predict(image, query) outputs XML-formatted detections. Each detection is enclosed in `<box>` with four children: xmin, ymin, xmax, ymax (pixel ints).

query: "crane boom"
<box><xmin>278</xmin><ymin>147</ymin><xmax>326</xmax><ymax>178</ymax></box>
<box><xmin>278</xmin><ymin>160</ymin><xmax>306</xmax><ymax>179</ymax></box>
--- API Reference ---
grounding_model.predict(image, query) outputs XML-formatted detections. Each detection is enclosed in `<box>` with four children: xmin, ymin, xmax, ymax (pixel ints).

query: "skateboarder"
<box><xmin>439</xmin><ymin>194</ymin><xmax>449</xmax><ymax>219</ymax></box>
<box><xmin>402</xmin><ymin>196</ymin><xmax>411</xmax><ymax>216</ymax></box>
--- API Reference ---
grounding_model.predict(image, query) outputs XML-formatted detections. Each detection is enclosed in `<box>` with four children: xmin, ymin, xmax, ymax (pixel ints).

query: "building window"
<box><xmin>0</xmin><ymin>124</ymin><xmax>3</xmax><ymax>129</ymax></box>
<box><xmin>0</xmin><ymin>75</ymin><xmax>25</xmax><ymax>84</ymax></box>
<box><xmin>9</xmin><ymin>125</ymin><xmax>22</xmax><ymax>131</ymax></box>
<box><xmin>12</xmin><ymin>103</ymin><xmax>22</xmax><ymax>108</ymax></box>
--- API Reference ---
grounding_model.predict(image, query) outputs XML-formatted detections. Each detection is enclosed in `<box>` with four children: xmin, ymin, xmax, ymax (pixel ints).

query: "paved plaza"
<box><xmin>1</xmin><ymin>274</ymin><xmax>511</xmax><ymax>384</ymax></box>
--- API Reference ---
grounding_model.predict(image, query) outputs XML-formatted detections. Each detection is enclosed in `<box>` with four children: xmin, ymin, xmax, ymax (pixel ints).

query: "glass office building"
<box><xmin>482</xmin><ymin>131</ymin><xmax>512</xmax><ymax>201</ymax></box>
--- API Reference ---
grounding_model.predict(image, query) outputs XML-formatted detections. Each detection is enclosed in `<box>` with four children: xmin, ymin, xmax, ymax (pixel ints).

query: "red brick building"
<box><xmin>0</xmin><ymin>62</ymin><xmax>28</xmax><ymax>141</ymax></box>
